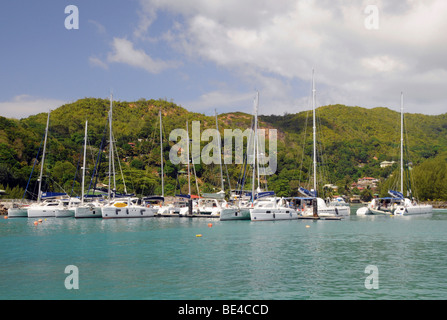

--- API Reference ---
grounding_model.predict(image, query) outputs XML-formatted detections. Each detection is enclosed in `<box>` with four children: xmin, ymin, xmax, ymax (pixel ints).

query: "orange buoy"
<box><xmin>33</xmin><ymin>221</ymin><xmax>38</xmax><ymax>226</ymax></box>
<box><xmin>4</xmin><ymin>215</ymin><xmax>8</xmax><ymax>219</ymax></box>
<box><xmin>208</xmin><ymin>223</ymin><xmax>213</xmax><ymax>228</ymax></box>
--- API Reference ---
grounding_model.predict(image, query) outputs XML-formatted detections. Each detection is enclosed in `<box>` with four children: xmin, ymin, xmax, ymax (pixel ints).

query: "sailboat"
<box><xmin>146</xmin><ymin>109</ymin><xmax>168</xmax><ymax>215</ymax></box>
<box><xmin>8</xmin><ymin>134</ymin><xmax>46</xmax><ymax>217</ymax></box>
<box><xmin>249</xmin><ymin>92</ymin><xmax>298</xmax><ymax>221</ymax></box>
<box><xmin>26</xmin><ymin>111</ymin><xmax>72</xmax><ymax>218</ymax></box>
<box><xmin>221</xmin><ymin>92</ymin><xmax>261</xmax><ymax>220</ymax></box>
<box><xmin>298</xmin><ymin>70</ymin><xmax>350</xmax><ymax>218</ymax></box>
<box><xmin>75</xmin><ymin>120</ymin><xmax>103</xmax><ymax>218</ymax></box>
<box><xmin>393</xmin><ymin>93</ymin><xmax>432</xmax><ymax>216</ymax></box>
<box><xmin>101</xmin><ymin>95</ymin><xmax>157</xmax><ymax>219</ymax></box>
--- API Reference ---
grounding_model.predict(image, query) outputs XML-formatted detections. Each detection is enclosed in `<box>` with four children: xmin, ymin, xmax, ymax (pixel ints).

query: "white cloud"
<box><xmin>88</xmin><ymin>19</ymin><xmax>106</xmax><ymax>34</ymax></box>
<box><xmin>186</xmin><ymin>90</ymin><xmax>254</xmax><ymax>114</ymax></box>
<box><xmin>136</xmin><ymin>0</ymin><xmax>447</xmax><ymax>115</ymax></box>
<box><xmin>106</xmin><ymin>37</ymin><xmax>180</xmax><ymax>74</ymax></box>
<box><xmin>89</xmin><ymin>56</ymin><xmax>109</xmax><ymax>70</ymax></box>
<box><xmin>0</xmin><ymin>95</ymin><xmax>66</xmax><ymax>119</ymax></box>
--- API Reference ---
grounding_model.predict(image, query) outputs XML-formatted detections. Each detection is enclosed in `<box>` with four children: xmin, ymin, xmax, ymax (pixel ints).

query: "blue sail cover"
<box><xmin>175</xmin><ymin>194</ymin><xmax>191</xmax><ymax>199</ymax></box>
<box><xmin>388</xmin><ymin>190</ymin><xmax>404</xmax><ymax>199</ymax></box>
<box><xmin>254</xmin><ymin>191</ymin><xmax>275</xmax><ymax>200</ymax></box>
<box><xmin>299</xmin><ymin>187</ymin><xmax>317</xmax><ymax>198</ymax></box>
<box><xmin>41</xmin><ymin>192</ymin><xmax>67</xmax><ymax>199</ymax></box>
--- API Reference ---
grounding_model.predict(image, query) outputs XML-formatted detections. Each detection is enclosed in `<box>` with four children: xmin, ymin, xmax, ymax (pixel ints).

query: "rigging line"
<box><xmin>22</xmin><ymin>134</ymin><xmax>44</xmax><ymax>200</ymax></box>
<box><xmin>112</xmin><ymin>130</ymin><xmax>129</xmax><ymax>195</ymax></box>
<box><xmin>298</xmin><ymin>108</ymin><xmax>311</xmax><ymax>187</ymax></box>
<box><xmin>70</xmin><ymin>151</ymin><xmax>82</xmax><ymax>198</ymax></box>
<box><xmin>88</xmin><ymin>118</ymin><xmax>108</xmax><ymax>195</ymax></box>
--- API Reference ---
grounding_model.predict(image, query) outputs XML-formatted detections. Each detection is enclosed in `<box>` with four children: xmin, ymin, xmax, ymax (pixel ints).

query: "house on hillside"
<box><xmin>351</xmin><ymin>177</ymin><xmax>379</xmax><ymax>191</ymax></box>
<box><xmin>380</xmin><ymin>161</ymin><xmax>396</xmax><ymax>168</ymax></box>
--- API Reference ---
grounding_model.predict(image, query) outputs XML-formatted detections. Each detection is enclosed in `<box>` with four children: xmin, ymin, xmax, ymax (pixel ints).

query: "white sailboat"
<box><xmin>8</xmin><ymin>137</ymin><xmax>45</xmax><ymax>217</ymax></box>
<box><xmin>221</xmin><ymin>92</ymin><xmax>262</xmax><ymax>220</ymax></box>
<box><xmin>196</xmin><ymin>192</ymin><xmax>228</xmax><ymax>216</ymax></box>
<box><xmin>394</xmin><ymin>93</ymin><xmax>432</xmax><ymax>216</ymax></box>
<box><xmin>250</xmin><ymin>196</ymin><xmax>298</xmax><ymax>221</ymax></box>
<box><xmin>299</xmin><ymin>70</ymin><xmax>350</xmax><ymax>218</ymax></box>
<box><xmin>249</xmin><ymin>92</ymin><xmax>298</xmax><ymax>221</ymax></box>
<box><xmin>75</xmin><ymin>120</ymin><xmax>103</xmax><ymax>218</ymax></box>
<box><xmin>101</xmin><ymin>95</ymin><xmax>157</xmax><ymax>219</ymax></box>
<box><xmin>26</xmin><ymin>111</ymin><xmax>70</xmax><ymax>218</ymax></box>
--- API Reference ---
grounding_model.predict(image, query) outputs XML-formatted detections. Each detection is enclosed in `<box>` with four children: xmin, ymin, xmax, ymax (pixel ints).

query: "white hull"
<box><xmin>196</xmin><ymin>207</ymin><xmax>221</xmax><ymax>216</ymax></box>
<box><xmin>368</xmin><ymin>207</ymin><xmax>393</xmax><ymax>215</ymax></box>
<box><xmin>300</xmin><ymin>198</ymin><xmax>350</xmax><ymax>217</ymax></box>
<box><xmin>75</xmin><ymin>205</ymin><xmax>102</xmax><ymax>218</ymax></box>
<box><xmin>356</xmin><ymin>206</ymin><xmax>372</xmax><ymax>215</ymax></box>
<box><xmin>55</xmin><ymin>209</ymin><xmax>74</xmax><ymax>218</ymax></box>
<box><xmin>7</xmin><ymin>207</ymin><xmax>28</xmax><ymax>217</ymax></box>
<box><xmin>102</xmin><ymin>205</ymin><xmax>157</xmax><ymax>219</ymax></box>
<box><xmin>394</xmin><ymin>204</ymin><xmax>433</xmax><ymax>216</ymax></box>
<box><xmin>220</xmin><ymin>207</ymin><xmax>251</xmax><ymax>221</ymax></box>
<box><xmin>251</xmin><ymin>208</ymin><xmax>298</xmax><ymax>221</ymax></box>
<box><xmin>28</xmin><ymin>208</ymin><xmax>57</xmax><ymax>218</ymax></box>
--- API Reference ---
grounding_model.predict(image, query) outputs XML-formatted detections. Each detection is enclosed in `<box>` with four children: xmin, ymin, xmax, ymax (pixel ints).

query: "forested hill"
<box><xmin>1</xmin><ymin>98</ymin><xmax>447</xmax><ymax>201</ymax></box>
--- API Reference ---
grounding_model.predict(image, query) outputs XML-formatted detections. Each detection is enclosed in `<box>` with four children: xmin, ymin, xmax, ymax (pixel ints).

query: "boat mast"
<box><xmin>400</xmin><ymin>92</ymin><xmax>404</xmax><ymax>196</ymax></box>
<box><xmin>159</xmin><ymin>109</ymin><xmax>164</xmax><ymax>197</ymax></box>
<box><xmin>312</xmin><ymin>69</ymin><xmax>317</xmax><ymax>196</ymax></box>
<box><xmin>81</xmin><ymin>120</ymin><xmax>88</xmax><ymax>204</ymax></box>
<box><xmin>252</xmin><ymin>91</ymin><xmax>259</xmax><ymax>202</ymax></box>
<box><xmin>215</xmin><ymin>109</ymin><xmax>224</xmax><ymax>192</ymax></box>
<box><xmin>186</xmin><ymin>121</ymin><xmax>191</xmax><ymax>196</ymax></box>
<box><xmin>37</xmin><ymin>111</ymin><xmax>50</xmax><ymax>203</ymax></box>
<box><xmin>108</xmin><ymin>94</ymin><xmax>113</xmax><ymax>204</ymax></box>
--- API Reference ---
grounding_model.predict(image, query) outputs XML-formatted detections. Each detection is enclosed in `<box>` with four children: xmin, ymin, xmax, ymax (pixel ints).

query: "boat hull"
<box><xmin>55</xmin><ymin>209</ymin><xmax>74</xmax><ymax>218</ymax></box>
<box><xmin>394</xmin><ymin>204</ymin><xmax>433</xmax><ymax>216</ymax></box>
<box><xmin>7</xmin><ymin>208</ymin><xmax>28</xmax><ymax>217</ymax></box>
<box><xmin>368</xmin><ymin>207</ymin><xmax>393</xmax><ymax>215</ymax></box>
<box><xmin>102</xmin><ymin>206</ymin><xmax>157</xmax><ymax>218</ymax></box>
<box><xmin>27</xmin><ymin>208</ymin><xmax>57</xmax><ymax>218</ymax></box>
<box><xmin>220</xmin><ymin>207</ymin><xmax>251</xmax><ymax>221</ymax></box>
<box><xmin>75</xmin><ymin>205</ymin><xmax>102</xmax><ymax>218</ymax></box>
<box><xmin>250</xmin><ymin>208</ymin><xmax>298</xmax><ymax>221</ymax></box>
<box><xmin>356</xmin><ymin>206</ymin><xmax>372</xmax><ymax>215</ymax></box>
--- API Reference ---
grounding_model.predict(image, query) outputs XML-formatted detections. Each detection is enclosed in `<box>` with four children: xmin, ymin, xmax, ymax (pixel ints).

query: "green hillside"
<box><xmin>1</xmin><ymin>98</ymin><xmax>447</xmax><ymax>201</ymax></box>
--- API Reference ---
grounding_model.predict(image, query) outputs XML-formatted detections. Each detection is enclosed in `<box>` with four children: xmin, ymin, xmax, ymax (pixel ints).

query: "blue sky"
<box><xmin>1</xmin><ymin>0</ymin><xmax>447</xmax><ymax>119</ymax></box>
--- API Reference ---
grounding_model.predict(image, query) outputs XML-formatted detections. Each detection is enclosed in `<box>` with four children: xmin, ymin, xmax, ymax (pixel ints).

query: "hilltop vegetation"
<box><xmin>1</xmin><ymin>98</ymin><xmax>447</xmax><ymax>201</ymax></box>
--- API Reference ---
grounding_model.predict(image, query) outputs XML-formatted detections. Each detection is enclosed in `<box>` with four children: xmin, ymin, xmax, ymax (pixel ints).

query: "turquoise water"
<box><xmin>1</xmin><ymin>208</ymin><xmax>447</xmax><ymax>300</ymax></box>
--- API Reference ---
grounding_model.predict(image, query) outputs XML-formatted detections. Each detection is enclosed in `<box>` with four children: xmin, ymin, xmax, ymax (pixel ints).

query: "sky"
<box><xmin>0</xmin><ymin>0</ymin><xmax>446</xmax><ymax>119</ymax></box>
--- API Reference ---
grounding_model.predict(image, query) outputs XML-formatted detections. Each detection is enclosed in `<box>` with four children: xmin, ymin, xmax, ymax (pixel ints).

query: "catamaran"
<box><xmin>74</xmin><ymin>120</ymin><xmax>104</xmax><ymax>218</ymax></box>
<box><xmin>250</xmin><ymin>196</ymin><xmax>298</xmax><ymax>221</ymax></box>
<box><xmin>101</xmin><ymin>95</ymin><xmax>157</xmax><ymax>219</ymax></box>
<box><xmin>392</xmin><ymin>93</ymin><xmax>432</xmax><ymax>216</ymax></box>
<box><xmin>359</xmin><ymin>93</ymin><xmax>433</xmax><ymax>216</ymax></box>
<box><xmin>299</xmin><ymin>71</ymin><xmax>349</xmax><ymax>218</ymax></box>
